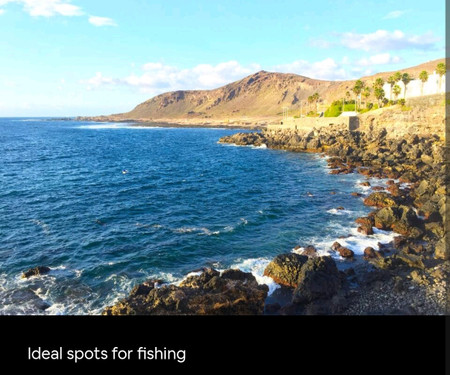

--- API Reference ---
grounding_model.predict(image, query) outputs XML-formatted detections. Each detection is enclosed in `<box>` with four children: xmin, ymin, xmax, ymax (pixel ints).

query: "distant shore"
<box><xmin>75</xmin><ymin>115</ymin><xmax>276</xmax><ymax>130</ymax></box>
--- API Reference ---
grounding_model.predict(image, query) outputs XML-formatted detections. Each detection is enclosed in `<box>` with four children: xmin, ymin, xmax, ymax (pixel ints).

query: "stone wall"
<box><xmin>267</xmin><ymin>116</ymin><xmax>359</xmax><ymax>133</ymax></box>
<box><xmin>358</xmin><ymin>95</ymin><xmax>445</xmax><ymax>139</ymax></box>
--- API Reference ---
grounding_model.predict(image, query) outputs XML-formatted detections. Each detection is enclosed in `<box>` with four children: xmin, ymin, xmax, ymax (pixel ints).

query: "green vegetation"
<box><xmin>352</xmin><ymin>80</ymin><xmax>364</xmax><ymax>111</ymax></box>
<box><xmin>362</xmin><ymin>86</ymin><xmax>371</xmax><ymax>108</ymax></box>
<box><xmin>387</xmin><ymin>75</ymin><xmax>396</xmax><ymax>99</ymax></box>
<box><xmin>306</xmin><ymin>110</ymin><xmax>319</xmax><ymax>117</ymax></box>
<box><xmin>419</xmin><ymin>70</ymin><xmax>428</xmax><ymax>96</ymax></box>
<box><xmin>401</xmin><ymin>73</ymin><xmax>413</xmax><ymax>99</ymax></box>
<box><xmin>393</xmin><ymin>84</ymin><xmax>401</xmax><ymax>100</ymax></box>
<box><xmin>324</xmin><ymin>100</ymin><xmax>356</xmax><ymax>117</ymax></box>
<box><xmin>436</xmin><ymin>62</ymin><xmax>446</xmax><ymax>92</ymax></box>
<box><xmin>324</xmin><ymin>102</ymin><xmax>342</xmax><ymax>117</ymax></box>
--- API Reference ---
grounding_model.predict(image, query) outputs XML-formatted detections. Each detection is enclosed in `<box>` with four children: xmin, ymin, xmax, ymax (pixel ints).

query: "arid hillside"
<box><xmin>83</xmin><ymin>58</ymin><xmax>445</xmax><ymax>123</ymax></box>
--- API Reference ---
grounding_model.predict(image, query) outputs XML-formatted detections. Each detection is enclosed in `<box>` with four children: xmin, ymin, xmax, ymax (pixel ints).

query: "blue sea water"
<box><xmin>0</xmin><ymin>119</ymin><xmax>395</xmax><ymax>314</ymax></box>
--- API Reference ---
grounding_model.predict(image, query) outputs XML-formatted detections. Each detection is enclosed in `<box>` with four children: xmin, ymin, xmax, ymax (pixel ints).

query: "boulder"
<box><xmin>374</xmin><ymin>207</ymin><xmax>401</xmax><ymax>229</ymax></box>
<box><xmin>263</xmin><ymin>253</ymin><xmax>308</xmax><ymax>287</ymax></box>
<box><xmin>395</xmin><ymin>253</ymin><xmax>426</xmax><ymax>269</ymax></box>
<box><xmin>355</xmin><ymin>216</ymin><xmax>375</xmax><ymax>227</ymax></box>
<box><xmin>103</xmin><ymin>268</ymin><xmax>268</xmax><ymax>315</ymax></box>
<box><xmin>386</xmin><ymin>184</ymin><xmax>402</xmax><ymax>197</ymax></box>
<box><xmin>364</xmin><ymin>192</ymin><xmax>397</xmax><ymax>208</ymax></box>
<box><xmin>357</xmin><ymin>224</ymin><xmax>374</xmax><ymax>235</ymax></box>
<box><xmin>22</xmin><ymin>266</ymin><xmax>51</xmax><ymax>279</ymax></box>
<box><xmin>418</xmin><ymin>201</ymin><xmax>441</xmax><ymax>222</ymax></box>
<box><xmin>330</xmin><ymin>241</ymin><xmax>354</xmax><ymax>258</ymax></box>
<box><xmin>331</xmin><ymin>241</ymin><xmax>342</xmax><ymax>251</ymax></box>
<box><xmin>363</xmin><ymin>247</ymin><xmax>382</xmax><ymax>259</ymax></box>
<box><xmin>301</xmin><ymin>245</ymin><xmax>318</xmax><ymax>258</ymax></box>
<box><xmin>415</xmin><ymin>180</ymin><xmax>430</xmax><ymax>196</ymax></box>
<box><xmin>338</xmin><ymin>247</ymin><xmax>354</xmax><ymax>258</ymax></box>
<box><xmin>434</xmin><ymin>237</ymin><xmax>449</xmax><ymax>260</ymax></box>
<box><xmin>292</xmin><ymin>256</ymin><xmax>341</xmax><ymax>304</ymax></box>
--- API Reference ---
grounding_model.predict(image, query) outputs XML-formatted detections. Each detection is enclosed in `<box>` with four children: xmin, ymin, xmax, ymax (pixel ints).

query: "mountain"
<box><xmin>86</xmin><ymin>58</ymin><xmax>445</xmax><ymax>123</ymax></box>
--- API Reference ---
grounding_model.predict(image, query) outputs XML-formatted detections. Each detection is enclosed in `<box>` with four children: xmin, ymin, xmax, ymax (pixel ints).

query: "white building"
<box><xmin>383</xmin><ymin>71</ymin><xmax>446</xmax><ymax>100</ymax></box>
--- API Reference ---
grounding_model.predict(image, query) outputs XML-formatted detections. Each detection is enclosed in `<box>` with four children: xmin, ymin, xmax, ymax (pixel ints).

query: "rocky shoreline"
<box><xmin>101</xmin><ymin>124</ymin><xmax>448</xmax><ymax>315</ymax></box>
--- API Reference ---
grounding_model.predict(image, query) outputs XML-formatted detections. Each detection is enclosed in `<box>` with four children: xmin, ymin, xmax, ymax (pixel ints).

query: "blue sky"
<box><xmin>0</xmin><ymin>0</ymin><xmax>445</xmax><ymax>116</ymax></box>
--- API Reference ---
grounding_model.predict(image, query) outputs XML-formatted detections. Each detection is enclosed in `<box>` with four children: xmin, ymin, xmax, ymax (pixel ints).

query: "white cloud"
<box><xmin>0</xmin><ymin>9</ymin><xmax>4</xmax><ymax>14</ymax></box>
<box><xmin>340</xmin><ymin>29</ymin><xmax>439</xmax><ymax>51</ymax></box>
<box><xmin>0</xmin><ymin>1</ymin><xmax>116</xmax><ymax>26</ymax></box>
<box><xmin>83</xmin><ymin>61</ymin><xmax>262</xmax><ymax>93</ymax></box>
<box><xmin>273</xmin><ymin>58</ymin><xmax>349</xmax><ymax>80</ymax></box>
<box><xmin>309</xmin><ymin>38</ymin><xmax>333</xmax><ymax>49</ymax></box>
<box><xmin>355</xmin><ymin>53</ymin><xmax>403</xmax><ymax>66</ymax></box>
<box><xmin>383</xmin><ymin>10</ymin><xmax>408</xmax><ymax>19</ymax></box>
<box><xmin>0</xmin><ymin>0</ymin><xmax>83</xmax><ymax>17</ymax></box>
<box><xmin>84</xmin><ymin>72</ymin><xmax>117</xmax><ymax>90</ymax></box>
<box><xmin>88</xmin><ymin>15</ymin><xmax>117</xmax><ymax>27</ymax></box>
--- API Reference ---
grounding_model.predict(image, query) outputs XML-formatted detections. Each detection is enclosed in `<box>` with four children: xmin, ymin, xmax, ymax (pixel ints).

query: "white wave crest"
<box><xmin>230</xmin><ymin>257</ymin><xmax>280</xmax><ymax>296</ymax></box>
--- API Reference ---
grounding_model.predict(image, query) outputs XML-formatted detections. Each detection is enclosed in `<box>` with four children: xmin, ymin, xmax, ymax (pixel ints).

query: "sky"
<box><xmin>0</xmin><ymin>0</ymin><xmax>445</xmax><ymax>116</ymax></box>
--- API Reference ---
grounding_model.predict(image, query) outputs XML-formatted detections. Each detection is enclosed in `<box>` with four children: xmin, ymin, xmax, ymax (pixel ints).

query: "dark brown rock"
<box><xmin>331</xmin><ymin>241</ymin><xmax>342</xmax><ymax>251</ymax></box>
<box><xmin>301</xmin><ymin>245</ymin><xmax>318</xmax><ymax>258</ymax></box>
<box><xmin>263</xmin><ymin>253</ymin><xmax>308</xmax><ymax>287</ymax></box>
<box><xmin>103</xmin><ymin>268</ymin><xmax>268</xmax><ymax>315</ymax></box>
<box><xmin>22</xmin><ymin>266</ymin><xmax>51</xmax><ymax>279</ymax></box>
<box><xmin>338</xmin><ymin>247</ymin><xmax>354</xmax><ymax>258</ymax></box>
<box><xmin>364</xmin><ymin>192</ymin><xmax>397</xmax><ymax>208</ymax></box>
<box><xmin>292</xmin><ymin>256</ymin><xmax>341</xmax><ymax>304</ymax></box>
<box><xmin>355</xmin><ymin>216</ymin><xmax>375</xmax><ymax>226</ymax></box>
<box><xmin>358</xmin><ymin>224</ymin><xmax>374</xmax><ymax>235</ymax></box>
<box><xmin>363</xmin><ymin>247</ymin><xmax>382</xmax><ymax>259</ymax></box>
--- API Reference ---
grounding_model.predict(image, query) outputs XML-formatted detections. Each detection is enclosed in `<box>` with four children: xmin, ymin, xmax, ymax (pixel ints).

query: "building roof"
<box><xmin>340</xmin><ymin>111</ymin><xmax>358</xmax><ymax>117</ymax></box>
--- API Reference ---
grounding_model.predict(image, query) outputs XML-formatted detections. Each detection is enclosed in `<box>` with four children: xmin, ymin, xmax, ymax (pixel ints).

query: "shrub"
<box><xmin>398</xmin><ymin>99</ymin><xmax>406</xmax><ymax>106</ymax></box>
<box><xmin>324</xmin><ymin>103</ymin><xmax>342</xmax><ymax>117</ymax></box>
<box><xmin>367</xmin><ymin>103</ymin><xmax>374</xmax><ymax>110</ymax></box>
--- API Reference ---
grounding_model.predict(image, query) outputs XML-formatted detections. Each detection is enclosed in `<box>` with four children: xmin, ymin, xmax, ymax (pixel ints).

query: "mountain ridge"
<box><xmin>82</xmin><ymin>58</ymin><xmax>445</xmax><ymax>123</ymax></box>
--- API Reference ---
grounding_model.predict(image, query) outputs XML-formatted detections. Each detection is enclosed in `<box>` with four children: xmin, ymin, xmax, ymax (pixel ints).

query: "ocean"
<box><xmin>0</xmin><ymin>119</ymin><xmax>396</xmax><ymax>314</ymax></box>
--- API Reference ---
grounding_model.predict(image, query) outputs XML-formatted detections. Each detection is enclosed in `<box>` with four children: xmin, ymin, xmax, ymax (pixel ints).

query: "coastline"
<box><xmin>103</xmin><ymin>116</ymin><xmax>448</xmax><ymax>315</ymax></box>
<box><xmin>75</xmin><ymin>115</ymin><xmax>275</xmax><ymax>130</ymax></box>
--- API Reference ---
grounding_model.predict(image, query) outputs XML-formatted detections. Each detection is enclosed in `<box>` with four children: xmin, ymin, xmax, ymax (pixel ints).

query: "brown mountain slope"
<box><xmin>101</xmin><ymin>58</ymin><xmax>445</xmax><ymax>122</ymax></box>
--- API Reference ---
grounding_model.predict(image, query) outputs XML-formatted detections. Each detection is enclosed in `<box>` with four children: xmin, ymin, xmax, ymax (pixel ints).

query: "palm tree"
<box><xmin>419</xmin><ymin>70</ymin><xmax>429</xmax><ymax>96</ymax></box>
<box><xmin>393</xmin><ymin>72</ymin><xmax>402</xmax><ymax>84</ymax></box>
<box><xmin>393</xmin><ymin>84</ymin><xmax>401</xmax><ymax>100</ymax></box>
<box><xmin>401</xmin><ymin>73</ymin><xmax>413</xmax><ymax>99</ymax></box>
<box><xmin>387</xmin><ymin>75</ymin><xmax>396</xmax><ymax>100</ymax></box>
<box><xmin>308</xmin><ymin>95</ymin><xmax>314</xmax><ymax>111</ymax></box>
<box><xmin>312</xmin><ymin>92</ymin><xmax>320</xmax><ymax>113</ymax></box>
<box><xmin>352</xmin><ymin>80</ymin><xmax>364</xmax><ymax>111</ymax></box>
<box><xmin>374</xmin><ymin>78</ymin><xmax>384</xmax><ymax>89</ymax></box>
<box><xmin>374</xmin><ymin>87</ymin><xmax>385</xmax><ymax>108</ymax></box>
<box><xmin>362</xmin><ymin>86</ymin><xmax>371</xmax><ymax>108</ymax></box>
<box><xmin>343</xmin><ymin>91</ymin><xmax>352</xmax><ymax>111</ymax></box>
<box><xmin>436</xmin><ymin>63</ymin><xmax>446</xmax><ymax>93</ymax></box>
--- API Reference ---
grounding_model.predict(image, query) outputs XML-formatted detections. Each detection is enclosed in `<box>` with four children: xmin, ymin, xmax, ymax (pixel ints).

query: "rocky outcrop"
<box><xmin>292</xmin><ymin>256</ymin><xmax>341</xmax><ymax>304</ymax></box>
<box><xmin>263</xmin><ymin>254</ymin><xmax>308</xmax><ymax>287</ymax></box>
<box><xmin>22</xmin><ymin>266</ymin><xmax>51</xmax><ymax>279</ymax></box>
<box><xmin>218</xmin><ymin>118</ymin><xmax>447</xmax><ymax>315</ymax></box>
<box><xmin>363</xmin><ymin>192</ymin><xmax>398</xmax><ymax>208</ymax></box>
<box><xmin>330</xmin><ymin>242</ymin><xmax>354</xmax><ymax>258</ymax></box>
<box><xmin>103</xmin><ymin>269</ymin><xmax>268</xmax><ymax>315</ymax></box>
